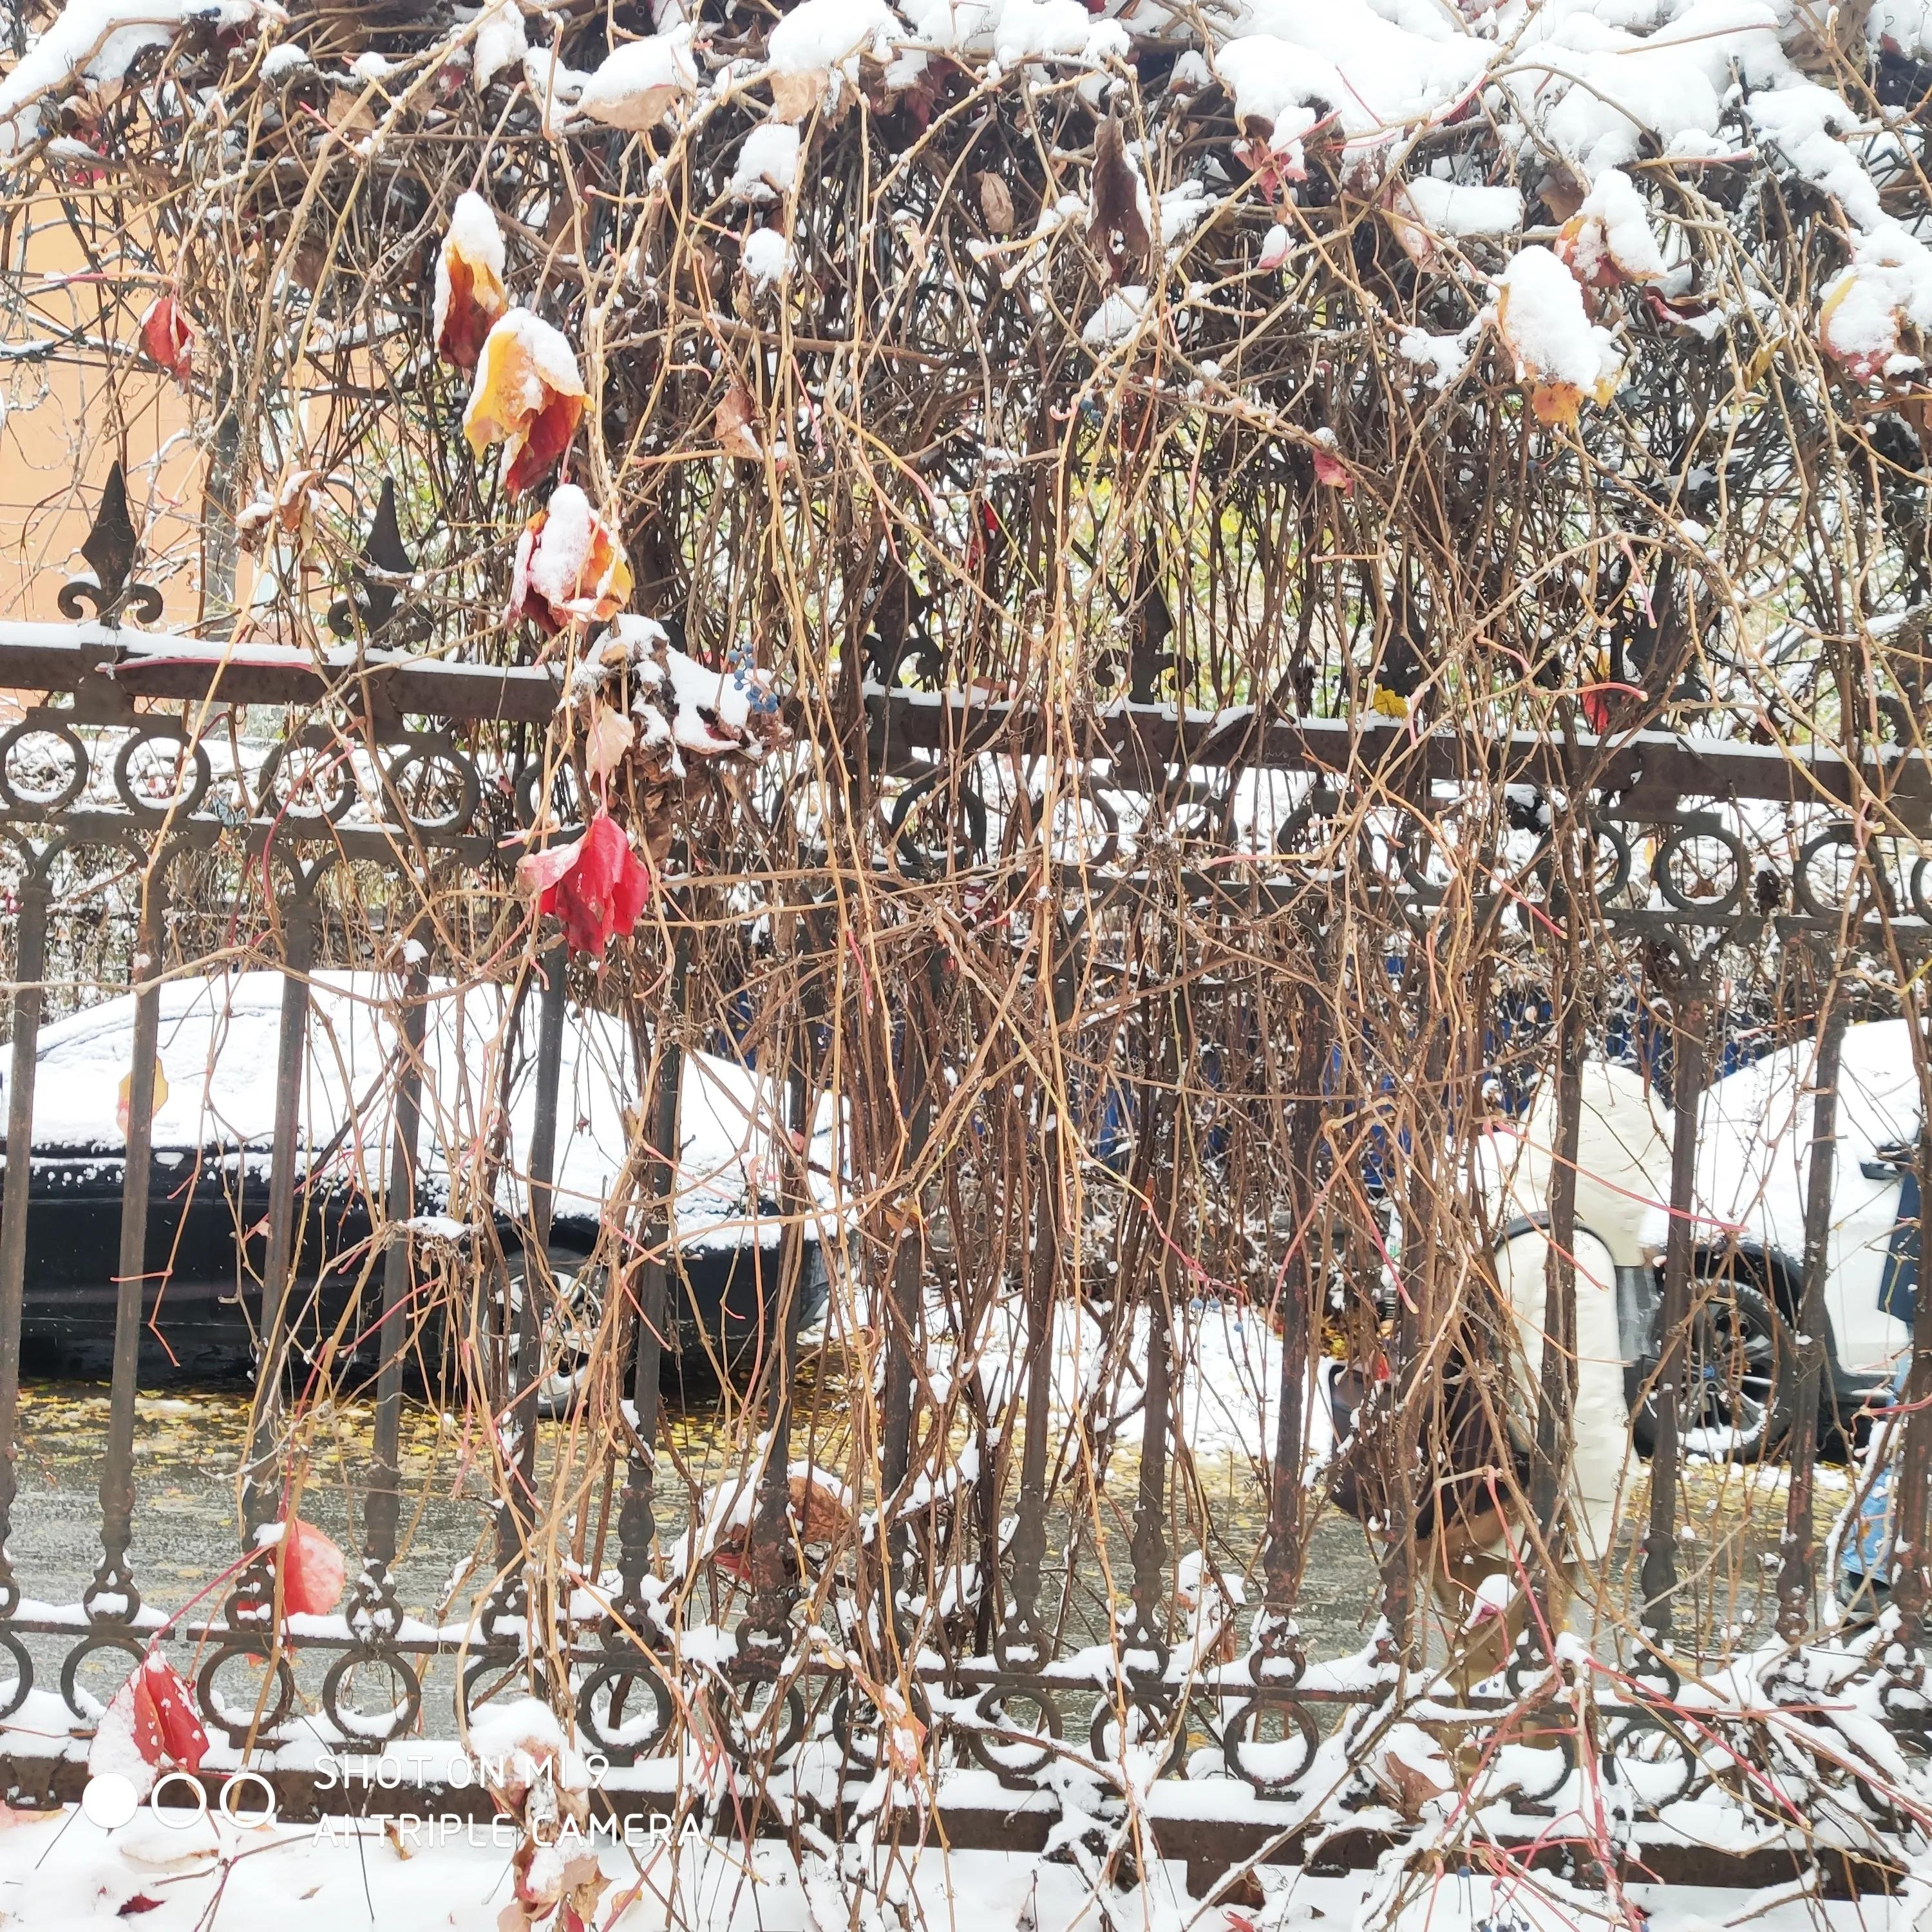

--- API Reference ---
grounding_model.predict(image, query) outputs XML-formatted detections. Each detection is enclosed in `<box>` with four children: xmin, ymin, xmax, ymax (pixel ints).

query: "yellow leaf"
<box><xmin>117</xmin><ymin>1057</ymin><xmax>168</xmax><ymax>1137</ymax></box>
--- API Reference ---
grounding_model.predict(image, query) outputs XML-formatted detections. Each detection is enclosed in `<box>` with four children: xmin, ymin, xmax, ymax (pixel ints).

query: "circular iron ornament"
<box><xmin>256</xmin><ymin>737</ymin><xmax>357</xmax><ymax>825</ymax></box>
<box><xmin>829</xmin><ymin>1680</ymin><xmax>933</xmax><ymax>1776</ymax></box>
<box><xmin>884</xmin><ymin>771</ymin><xmax>989</xmax><ymax>878</ymax></box>
<box><xmin>1880</xmin><ymin>1676</ymin><xmax>1932</xmax><ymax>1750</ymax></box>
<box><xmin>1650</xmin><ymin>820</ymin><xmax>1746</xmax><ymax>919</ymax></box>
<box><xmin>1792</xmin><ymin>823</ymin><xmax>1892</xmax><ymax>921</ymax></box>
<box><xmin>113</xmin><ymin>726</ymin><xmax>212</xmax><ymax>825</ymax></box>
<box><xmin>0</xmin><ymin>721</ymin><xmax>88</xmax><ymax>814</ymax></box>
<box><xmin>1493</xmin><ymin>1709</ymin><xmax>1577</xmax><ymax>1808</ymax></box>
<box><xmin>1222</xmin><ymin>1696</ymin><xmax>1320</xmax><ymax>1796</ymax></box>
<box><xmin>196</xmin><ymin>1645</ymin><xmax>297</xmax><ymax>1747</ymax></box>
<box><xmin>59</xmin><ymin>1633</ymin><xmax>144</xmax><ymax>1723</ymax></box>
<box><xmin>1530</xmin><ymin>818</ymin><xmax>1634</xmax><ymax>907</ymax></box>
<box><xmin>710</xmin><ymin>1676</ymin><xmax>807</xmax><ymax>1771</ymax></box>
<box><xmin>513</xmin><ymin>759</ymin><xmax>585</xmax><ymax>838</ymax></box>
<box><xmin>965</xmin><ymin>1685</ymin><xmax>1063</xmax><ymax>1786</ymax></box>
<box><xmin>1090</xmin><ymin>1690</ymin><xmax>1186</xmax><ymax>1774</ymax></box>
<box><xmin>1027</xmin><ymin>781</ymin><xmax>1121</xmax><ymax>871</ymax></box>
<box><xmin>459</xmin><ymin>1653</ymin><xmax>552</xmax><ymax>1732</ymax></box>
<box><xmin>0</xmin><ymin>1631</ymin><xmax>31</xmax><ymax>1721</ymax></box>
<box><xmin>1910</xmin><ymin>856</ymin><xmax>1932</xmax><ymax>925</ymax></box>
<box><xmin>381</xmin><ymin>739</ymin><xmax>481</xmax><ymax>838</ymax></box>
<box><xmin>1597</xmin><ymin>1704</ymin><xmax>1702</xmax><ymax>1809</ymax></box>
<box><xmin>320</xmin><ymin>1646</ymin><xmax>424</xmax><ymax>1747</ymax></box>
<box><xmin>575</xmin><ymin>1660</ymin><xmax>675</xmax><ymax>1765</ymax></box>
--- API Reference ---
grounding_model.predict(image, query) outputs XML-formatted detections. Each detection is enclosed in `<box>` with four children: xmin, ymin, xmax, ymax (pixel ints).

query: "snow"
<box><xmin>471</xmin><ymin>0</ymin><xmax>527</xmax><ymax>88</ymax></box>
<box><xmin>990</xmin><ymin>0</ymin><xmax>1092</xmax><ymax>65</ymax></box>
<box><xmin>1081</xmin><ymin>285</ymin><xmax>1148</xmax><ymax>347</ymax></box>
<box><xmin>0</xmin><ymin>0</ymin><xmax>271</xmax><ymax>156</ymax></box>
<box><xmin>767</xmin><ymin>0</ymin><xmax>902</xmax><ymax>73</ymax></box>
<box><xmin>524</xmin><ymin>482</ymin><xmax>599</xmax><ymax>607</ymax></box>
<box><xmin>431</xmin><ymin>190</ymin><xmax>506</xmax><ymax>350</ymax></box>
<box><xmin>576</xmin><ymin>26</ymin><xmax>697</xmax><ymax>131</ymax></box>
<box><xmin>1216</xmin><ymin>0</ymin><xmax>1488</xmax><ymax>159</ymax></box>
<box><xmin>1500</xmin><ymin>0</ymin><xmax>1783</xmax><ymax>174</ymax></box>
<box><xmin>1391</xmin><ymin>175</ymin><xmax>1523</xmax><ymax>241</ymax></box>
<box><xmin>260</xmin><ymin>41</ymin><xmax>310</xmax><ymax>79</ymax></box>
<box><xmin>1750</xmin><ymin>82</ymin><xmax>1884</xmax><ymax>229</ymax></box>
<box><xmin>1397</xmin><ymin>324</ymin><xmax>1474</xmax><ymax>390</ymax></box>
<box><xmin>471</xmin><ymin>308</ymin><xmax>583</xmax><ymax>408</ymax></box>
<box><xmin>1819</xmin><ymin>222</ymin><xmax>1932</xmax><ymax>377</ymax></box>
<box><xmin>1567</xmin><ymin>167</ymin><xmax>1667</xmax><ymax>283</ymax></box>
<box><xmin>1494</xmin><ymin>243</ymin><xmax>1624</xmax><ymax>400</ymax></box>
<box><xmin>743</xmin><ymin>227</ymin><xmax>795</xmax><ymax>288</ymax></box>
<box><xmin>730</xmin><ymin>123</ymin><xmax>802</xmax><ymax>202</ymax></box>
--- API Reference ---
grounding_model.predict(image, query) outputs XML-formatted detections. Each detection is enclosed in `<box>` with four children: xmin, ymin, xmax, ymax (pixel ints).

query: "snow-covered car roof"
<box><xmin>6</xmin><ymin>972</ymin><xmax>843</xmax><ymax>1249</ymax></box>
<box><xmin>1635</xmin><ymin>1019</ymin><xmax>1918</xmax><ymax>1254</ymax></box>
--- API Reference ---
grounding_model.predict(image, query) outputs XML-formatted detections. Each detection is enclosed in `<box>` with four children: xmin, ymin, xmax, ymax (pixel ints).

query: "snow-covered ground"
<box><xmin>0</xmin><ymin>1808</ymin><xmax>1910</xmax><ymax>1932</ymax></box>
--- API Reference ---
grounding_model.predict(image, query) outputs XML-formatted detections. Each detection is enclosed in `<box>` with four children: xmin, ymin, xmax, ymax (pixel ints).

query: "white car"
<box><xmin>1492</xmin><ymin>1026</ymin><xmax>1917</xmax><ymax>1537</ymax></box>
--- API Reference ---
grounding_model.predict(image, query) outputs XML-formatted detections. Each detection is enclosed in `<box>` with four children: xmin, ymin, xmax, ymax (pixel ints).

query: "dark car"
<box><xmin>1</xmin><ymin>972</ymin><xmax>836</xmax><ymax>1408</ymax></box>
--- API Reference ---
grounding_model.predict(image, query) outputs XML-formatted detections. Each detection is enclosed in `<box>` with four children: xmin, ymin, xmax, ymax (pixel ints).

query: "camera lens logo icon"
<box><xmin>82</xmin><ymin>1770</ymin><xmax>278</xmax><ymax>1831</ymax></box>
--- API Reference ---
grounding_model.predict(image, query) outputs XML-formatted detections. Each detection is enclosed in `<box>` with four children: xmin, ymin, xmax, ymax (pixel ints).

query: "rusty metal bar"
<box><xmin>613</xmin><ymin>931</ymin><xmax>687</xmax><ymax>1622</ymax></box>
<box><xmin>357</xmin><ymin>963</ymin><xmax>427</xmax><ymax>1628</ymax></box>
<box><xmin>878</xmin><ymin>992</ymin><xmax>931</xmax><ymax>1513</ymax></box>
<box><xmin>89</xmin><ymin>850</ymin><xmax>170</xmax><ymax>1623</ymax></box>
<box><xmin>1001</xmin><ymin>947</ymin><xmax>1076</xmax><ymax>1667</ymax></box>
<box><xmin>0</xmin><ymin>629</ymin><xmax>1924</xmax><ymax>815</ymax></box>
<box><xmin>496</xmin><ymin>945</ymin><xmax>567</xmax><ymax>1578</ymax></box>
<box><xmin>1777</xmin><ymin>971</ymin><xmax>1850</xmax><ymax>1643</ymax></box>
<box><xmin>240</xmin><ymin>885</ymin><xmax>319</xmax><ymax>1539</ymax></box>
<box><xmin>1530</xmin><ymin>991</ymin><xmax>1587</xmax><ymax>1584</ymax></box>
<box><xmin>1891</xmin><ymin>1102</ymin><xmax>1932</xmax><ymax>1654</ymax></box>
<box><xmin>0</xmin><ymin>848</ymin><xmax>54</xmax><ymax>1618</ymax></box>
<box><xmin>743</xmin><ymin>1037</ymin><xmax>810</xmax><ymax>1663</ymax></box>
<box><xmin>1259</xmin><ymin>972</ymin><xmax>1329</xmax><ymax>1656</ymax></box>
<box><xmin>1641</xmin><ymin>972</ymin><xmax>1709</xmax><ymax>1645</ymax></box>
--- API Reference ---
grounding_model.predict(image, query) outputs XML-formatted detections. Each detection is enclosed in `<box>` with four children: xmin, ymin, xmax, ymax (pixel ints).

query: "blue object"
<box><xmin>1880</xmin><ymin>1167</ymin><xmax>1920</xmax><ymax>1326</ymax></box>
<box><xmin>1842</xmin><ymin>1357</ymin><xmax>1913</xmax><ymax>1600</ymax></box>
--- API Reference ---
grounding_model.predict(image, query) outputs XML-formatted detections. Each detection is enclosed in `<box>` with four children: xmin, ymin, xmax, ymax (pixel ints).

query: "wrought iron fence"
<box><xmin>0</xmin><ymin>477</ymin><xmax>1928</xmax><ymax>1888</ymax></box>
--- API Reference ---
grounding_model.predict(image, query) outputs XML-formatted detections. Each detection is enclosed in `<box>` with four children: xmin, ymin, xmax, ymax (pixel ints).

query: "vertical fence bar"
<box><xmin>1777</xmin><ymin>970</ymin><xmax>1848</xmax><ymax>1643</ymax></box>
<box><xmin>496</xmin><ymin>943</ymin><xmax>567</xmax><ymax>1582</ymax></box>
<box><xmin>878</xmin><ymin>993</ymin><xmax>931</xmax><ymax>1556</ymax></box>
<box><xmin>1530</xmin><ymin>989</ymin><xmax>1586</xmax><ymax>1613</ymax></box>
<box><xmin>1124</xmin><ymin>987</ymin><xmax>1180</xmax><ymax>1661</ymax></box>
<box><xmin>1641</xmin><ymin>965</ymin><xmax>1707</xmax><ymax>1647</ymax></box>
<box><xmin>357</xmin><ymin>962</ymin><xmax>427</xmax><ymax>1627</ymax></box>
<box><xmin>1003</xmin><ymin>946</ymin><xmax>1075</xmax><ymax>1667</ymax></box>
<box><xmin>612</xmin><ymin>929</ymin><xmax>687</xmax><ymax>1625</ymax></box>
<box><xmin>0</xmin><ymin>849</ymin><xmax>53</xmax><ymax>1617</ymax></box>
<box><xmin>240</xmin><ymin>882</ymin><xmax>318</xmax><ymax>1540</ymax></box>
<box><xmin>1258</xmin><ymin>969</ymin><xmax>1329</xmax><ymax>1661</ymax></box>
<box><xmin>744</xmin><ymin>1033</ymin><xmax>809</xmax><ymax>1663</ymax></box>
<box><xmin>1889</xmin><ymin>1103</ymin><xmax>1932</xmax><ymax>1663</ymax></box>
<box><xmin>90</xmin><ymin>849</ymin><xmax>170</xmax><ymax>1622</ymax></box>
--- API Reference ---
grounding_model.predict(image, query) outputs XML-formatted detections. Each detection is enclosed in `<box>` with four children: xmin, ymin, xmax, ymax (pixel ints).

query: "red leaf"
<box><xmin>1311</xmin><ymin>448</ymin><xmax>1353</xmax><ymax>493</ymax></box>
<box><xmin>516</xmin><ymin>812</ymin><xmax>651</xmax><ymax>959</ymax></box>
<box><xmin>118</xmin><ymin>1897</ymin><xmax>164</xmax><ymax>1917</ymax></box>
<box><xmin>138</xmin><ymin>296</ymin><xmax>193</xmax><ymax>381</ymax></box>
<box><xmin>137</xmin><ymin>1654</ymin><xmax>208</xmax><ymax>1775</ymax></box>
<box><xmin>281</xmin><ymin>1517</ymin><xmax>346</xmax><ymax>1617</ymax></box>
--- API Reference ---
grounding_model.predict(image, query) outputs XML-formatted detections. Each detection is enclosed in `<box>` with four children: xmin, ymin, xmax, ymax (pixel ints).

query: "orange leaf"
<box><xmin>463</xmin><ymin>310</ymin><xmax>587</xmax><ymax>493</ymax></box>
<box><xmin>434</xmin><ymin>192</ymin><xmax>509</xmax><ymax>370</ymax></box>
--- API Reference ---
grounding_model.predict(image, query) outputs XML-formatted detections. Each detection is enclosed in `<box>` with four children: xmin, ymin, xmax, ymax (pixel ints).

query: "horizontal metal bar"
<box><xmin>0</xmin><ymin>627</ymin><xmax>1922</xmax><ymax>819</ymax></box>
